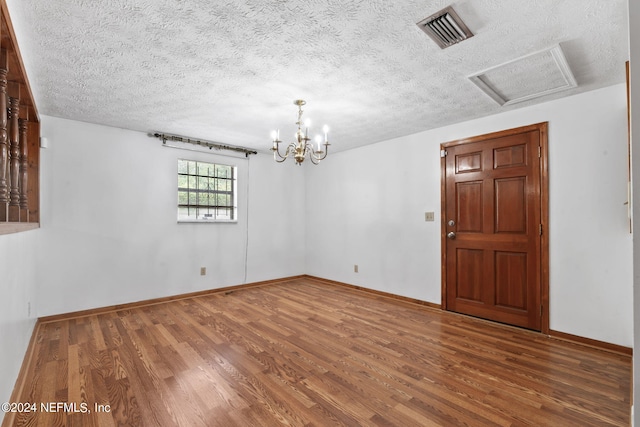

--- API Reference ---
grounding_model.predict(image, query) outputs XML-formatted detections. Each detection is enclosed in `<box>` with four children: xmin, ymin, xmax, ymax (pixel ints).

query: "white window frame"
<box><xmin>177</xmin><ymin>158</ymin><xmax>238</xmax><ymax>223</ymax></box>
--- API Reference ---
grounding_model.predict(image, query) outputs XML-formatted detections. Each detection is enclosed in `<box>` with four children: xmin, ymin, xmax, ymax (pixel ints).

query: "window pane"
<box><xmin>197</xmin><ymin>177</ymin><xmax>207</xmax><ymax>190</ymax></box>
<box><xmin>178</xmin><ymin>191</ymin><xmax>188</xmax><ymax>205</ymax></box>
<box><xmin>177</xmin><ymin>175</ymin><xmax>188</xmax><ymax>188</ymax></box>
<box><xmin>178</xmin><ymin>160</ymin><xmax>188</xmax><ymax>174</ymax></box>
<box><xmin>187</xmin><ymin>161</ymin><xmax>196</xmax><ymax>175</ymax></box>
<box><xmin>216</xmin><ymin>194</ymin><xmax>229</xmax><ymax>206</ymax></box>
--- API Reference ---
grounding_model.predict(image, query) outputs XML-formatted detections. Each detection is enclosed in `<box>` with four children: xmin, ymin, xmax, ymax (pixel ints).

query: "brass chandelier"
<box><xmin>271</xmin><ymin>99</ymin><xmax>330</xmax><ymax>165</ymax></box>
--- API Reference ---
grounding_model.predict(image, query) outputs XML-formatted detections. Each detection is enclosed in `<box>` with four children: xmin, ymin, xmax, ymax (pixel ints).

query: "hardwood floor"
<box><xmin>4</xmin><ymin>278</ymin><xmax>631</xmax><ymax>426</ymax></box>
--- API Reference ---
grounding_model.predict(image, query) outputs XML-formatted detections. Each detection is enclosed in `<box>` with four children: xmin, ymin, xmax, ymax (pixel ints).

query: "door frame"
<box><xmin>440</xmin><ymin>122</ymin><xmax>549</xmax><ymax>334</ymax></box>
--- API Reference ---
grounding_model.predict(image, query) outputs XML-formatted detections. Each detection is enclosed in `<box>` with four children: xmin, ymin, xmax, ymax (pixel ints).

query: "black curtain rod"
<box><xmin>152</xmin><ymin>132</ymin><xmax>258</xmax><ymax>157</ymax></box>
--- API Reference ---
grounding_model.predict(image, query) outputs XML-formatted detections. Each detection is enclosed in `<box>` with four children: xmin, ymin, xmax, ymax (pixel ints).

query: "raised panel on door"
<box><xmin>495</xmin><ymin>177</ymin><xmax>527</xmax><ymax>234</ymax></box>
<box><xmin>456</xmin><ymin>181</ymin><xmax>483</xmax><ymax>233</ymax></box>
<box><xmin>456</xmin><ymin>151</ymin><xmax>482</xmax><ymax>173</ymax></box>
<box><xmin>494</xmin><ymin>144</ymin><xmax>527</xmax><ymax>169</ymax></box>
<box><xmin>495</xmin><ymin>251</ymin><xmax>528</xmax><ymax>311</ymax></box>
<box><xmin>455</xmin><ymin>248</ymin><xmax>484</xmax><ymax>302</ymax></box>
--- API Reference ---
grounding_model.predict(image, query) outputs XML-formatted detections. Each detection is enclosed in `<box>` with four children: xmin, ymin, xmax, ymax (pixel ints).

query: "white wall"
<box><xmin>37</xmin><ymin>116</ymin><xmax>305</xmax><ymax>316</ymax></box>
<box><xmin>306</xmin><ymin>83</ymin><xmax>633</xmax><ymax>347</ymax></box>
<box><xmin>0</xmin><ymin>230</ymin><xmax>38</xmax><ymax>403</ymax></box>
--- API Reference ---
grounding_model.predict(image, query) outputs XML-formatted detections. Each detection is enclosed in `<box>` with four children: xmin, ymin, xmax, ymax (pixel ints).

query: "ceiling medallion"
<box><xmin>271</xmin><ymin>100</ymin><xmax>330</xmax><ymax>165</ymax></box>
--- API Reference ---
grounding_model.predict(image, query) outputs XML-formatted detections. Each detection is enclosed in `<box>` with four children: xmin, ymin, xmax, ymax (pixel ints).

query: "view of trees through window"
<box><xmin>177</xmin><ymin>159</ymin><xmax>237</xmax><ymax>221</ymax></box>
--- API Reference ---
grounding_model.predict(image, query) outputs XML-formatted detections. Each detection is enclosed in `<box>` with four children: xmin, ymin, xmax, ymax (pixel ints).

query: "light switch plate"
<box><xmin>425</xmin><ymin>212</ymin><xmax>435</xmax><ymax>222</ymax></box>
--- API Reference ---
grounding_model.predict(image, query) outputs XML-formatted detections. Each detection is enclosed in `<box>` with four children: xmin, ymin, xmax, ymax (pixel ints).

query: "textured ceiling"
<box><xmin>6</xmin><ymin>0</ymin><xmax>629</xmax><ymax>153</ymax></box>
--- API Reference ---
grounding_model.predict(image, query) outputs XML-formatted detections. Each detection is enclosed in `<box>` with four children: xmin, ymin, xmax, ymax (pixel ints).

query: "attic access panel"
<box><xmin>468</xmin><ymin>45</ymin><xmax>578</xmax><ymax>106</ymax></box>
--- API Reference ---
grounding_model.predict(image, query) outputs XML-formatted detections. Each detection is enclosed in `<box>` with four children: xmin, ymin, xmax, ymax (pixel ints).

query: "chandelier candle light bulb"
<box><xmin>271</xmin><ymin>99</ymin><xmax>330</xmax><ymax>165</ymax></box>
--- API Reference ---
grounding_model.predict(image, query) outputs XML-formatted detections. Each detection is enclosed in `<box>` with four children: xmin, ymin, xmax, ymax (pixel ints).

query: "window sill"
<box><xmin>0</xmin><ymin>222</ymin><xmax>40</xmax><ymax>235</ymax></box>
<box><xmin>177</xmin><ymin>219</ymin><xmax>238</xmax><ymax>224</ymax></box>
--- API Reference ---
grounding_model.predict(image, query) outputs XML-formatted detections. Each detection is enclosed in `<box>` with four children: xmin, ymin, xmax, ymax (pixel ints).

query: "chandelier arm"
<box><xmin>317</xmin><ymin>143</ymin><xmax>329</xmax><ymax>161</ymax></box>
<box><xmin>271</xmin><ymin>142</ymin><xmax>293</xmax><ymax>162</ymax></box>
<box><xmin>271</xmin><ymin>145</ymin><xmax>287</xmax><ymax>162</ymax></box>
<box><xmin>305</xmin><ymin>143</ymin><xmax>320</xmax><ymax>165</ymax></box>
<box><xmin>307</xmin><ymin>142</ymin><xmax>329</xmax><ymax>164</ymax></box>
<box><xmin>273</xmin><ymin>152</ymin><xmax>288</xmax><ymax>163</ymax></box>
<box><xmin>309</xmin><ymin>148</ymin><xmax>320</xmax><ymax>165</ymax></box>
<box><xmin>305</xmin><ymin>142</ymin><xmax>317</xmax><ymax>158</ymax></box>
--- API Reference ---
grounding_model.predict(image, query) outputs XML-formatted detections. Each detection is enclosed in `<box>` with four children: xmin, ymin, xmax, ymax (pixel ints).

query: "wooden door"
<box><xmin>441</xmin><ymin>123</ymin><xmax>548</xmax><ymax>331</ymax></box>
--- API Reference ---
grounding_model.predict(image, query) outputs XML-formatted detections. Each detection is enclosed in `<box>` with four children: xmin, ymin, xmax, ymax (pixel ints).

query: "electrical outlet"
<box><xmin>354</xmin><ymin>264</ymin><xmax>359</xmax><ymax>273</ymax></box>
<box><xmin>425</xmin><ymin>211</ymin><xmax>435</xmax><ymax>222</ymax></box>
<box><xmin>200</xmin><ymin>267</ymin><xmax>206</xmax><ymax>276</ymax></box>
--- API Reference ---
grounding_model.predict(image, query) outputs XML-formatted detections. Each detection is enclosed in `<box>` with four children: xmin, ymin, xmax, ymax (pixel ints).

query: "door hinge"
<box><xmin>540</xmin><ymin>305</ymin><xmax>543</xmax><ymax>316</ymax></box>
<box><xmin>440</xmin><ymin>149</ymin><xmax>447</xmax><ymax>158</ymax></box>
<box><xmin>539</xmin><ymin>224</ymin><xmax>543</xmax><ymax>235</ymax></box>
<box><xmin>538</xmin><ymin>146</ymin><xmax>541</xmax><ymax>158</ymax></box>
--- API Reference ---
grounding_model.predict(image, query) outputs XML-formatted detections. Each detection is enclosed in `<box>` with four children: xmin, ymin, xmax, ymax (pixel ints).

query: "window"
<box><xmin>177</xmin><ymin>159</ymin><xmax>237</xmax><ymax>222</ymax></box>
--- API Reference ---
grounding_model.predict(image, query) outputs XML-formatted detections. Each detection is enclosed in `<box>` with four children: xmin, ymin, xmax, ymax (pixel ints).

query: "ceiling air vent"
<box><xmin>416</xmin><ymin>6</ymin><xmax>473</xmax><ymax>49</ymax></box>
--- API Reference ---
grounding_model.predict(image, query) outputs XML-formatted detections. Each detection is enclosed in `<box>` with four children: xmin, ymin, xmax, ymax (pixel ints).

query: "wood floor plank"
<box><xmin>4</xmin><ymin>279</ymin><xmax>631</xmax><ymax>426</ymax></box>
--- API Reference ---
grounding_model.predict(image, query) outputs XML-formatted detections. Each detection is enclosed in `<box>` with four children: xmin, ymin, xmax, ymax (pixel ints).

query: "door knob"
<box><xmin>447</xmin><ymin>232</ymin><xmax>456</xmax><ymax>240</ymax></box>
